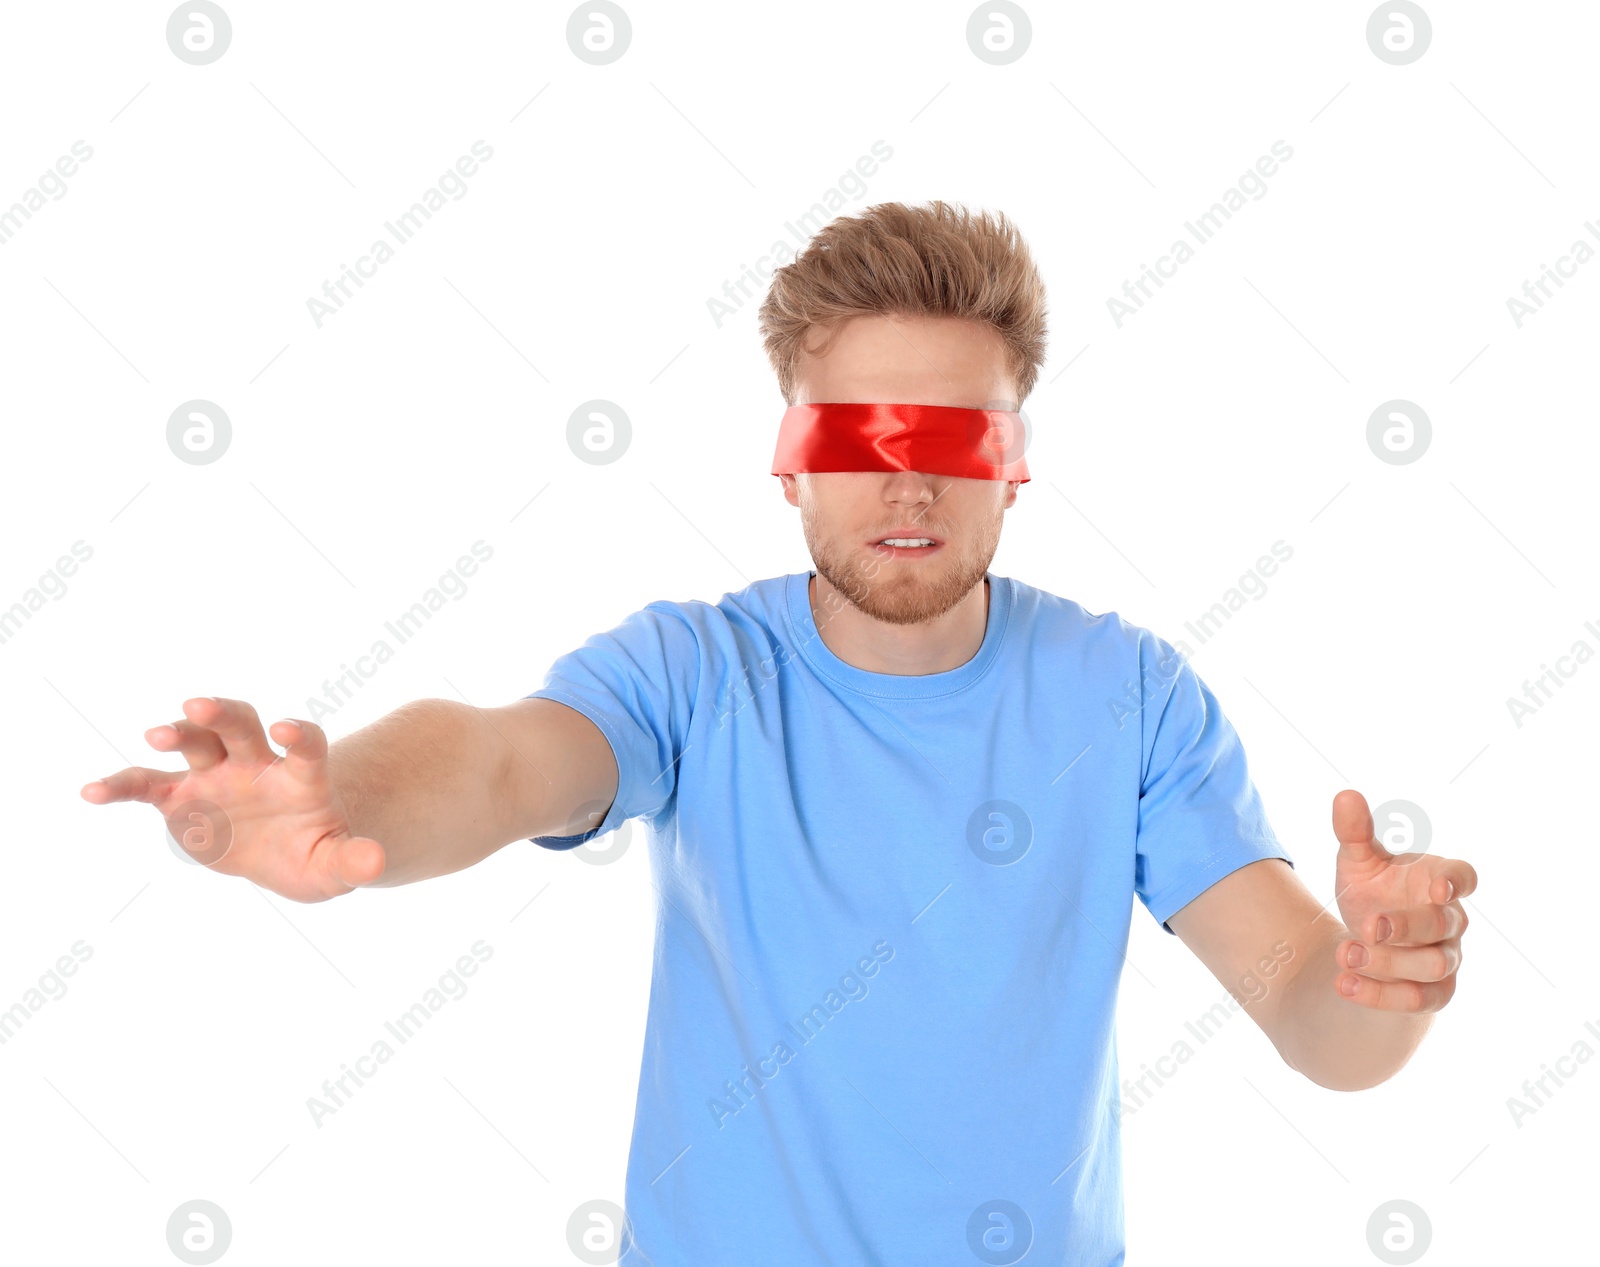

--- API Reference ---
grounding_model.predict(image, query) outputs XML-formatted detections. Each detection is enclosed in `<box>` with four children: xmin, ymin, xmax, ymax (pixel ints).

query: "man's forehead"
<box><xmin>794</xmin><ymin>317</ymin><xmax>1015</xmax><ymax>404</ymax></box>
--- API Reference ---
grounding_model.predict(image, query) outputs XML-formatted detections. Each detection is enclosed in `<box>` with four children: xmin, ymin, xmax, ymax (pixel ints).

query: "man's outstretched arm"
<box><xmin>81</xmin><ymin>695</ymin><xmax>619</xmax><ymax>901</ymax></box>
<box><xmin>1165</xmin><ymin>789</ymin><xmax>1479</xmax><ymax>1092</ymax></box>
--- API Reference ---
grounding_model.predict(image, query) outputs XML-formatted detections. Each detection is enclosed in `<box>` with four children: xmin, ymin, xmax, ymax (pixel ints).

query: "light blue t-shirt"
<box><xmin>528</xmin><ymin>571</ymin><xmax>1291</xmax><ymax>1267</ymax></box>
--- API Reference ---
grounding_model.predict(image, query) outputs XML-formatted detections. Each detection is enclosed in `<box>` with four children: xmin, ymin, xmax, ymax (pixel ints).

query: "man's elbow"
<box><xmin>1296</xmin><ymin>1062</ymin><xmax>1407</xmax><ymax>1093</ymax></box>
<box><xmin>1279</xmin><ymin>1030</ymin><xmax>1429</xmax><ymax>1092</ymax></box>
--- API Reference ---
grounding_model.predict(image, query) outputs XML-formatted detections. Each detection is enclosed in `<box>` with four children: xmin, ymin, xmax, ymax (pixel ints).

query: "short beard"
<box><xmin>801</xmin><ymin>504</ymin><xmax>1001</xmax><ymax>628</ymax></box>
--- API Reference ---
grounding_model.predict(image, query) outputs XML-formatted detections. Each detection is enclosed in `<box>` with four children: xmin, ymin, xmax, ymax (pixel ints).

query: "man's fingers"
<box><xmin>145</xmin><ymin>719</ymin><xmax>228</xmax><ymax>770</ymax></box>
<box><xmin>183</xmin><ymin>696</ymin><xmax>276</xmax><ymax>765</ymax></box>
<box><xmin>1339</xmin><ymin>937</ymin><xmax>1461</xmax><ymax>983</ymax></box>
<box><xmin>1429</xmin><ymin>859</ymin><xmax>1479</xmax><ymax>904</ymax></box>
<box><xmin>80</xmin><ymin>767</ymin><xmax>184</xmax><ymax>805</ymax></box>
<box><xmin>1371</xmin><ymin>901</ymin><xmax>1467</xmax><ymax>947</ymax></box>
<box><xmin>269</xmin><ymin>718</ymin><xmax>328</xmax><ymax>783</ymax></box>
<box><xmin>1336</xmin><ymin>971</ymin><xmax>1457</xmax><ymax>1013</ymax></box>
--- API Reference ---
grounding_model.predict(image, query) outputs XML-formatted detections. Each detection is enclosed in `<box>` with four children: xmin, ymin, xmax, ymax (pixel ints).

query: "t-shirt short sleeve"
<box><xmin>525</xmin><ymin>602</ymin><xmax>700</xmax><ymax>849</ymax></box>
<box><xmin>1134</xmin><ymin>633</ymin><xmax>1293</xmax><ymax>933</ymax></box>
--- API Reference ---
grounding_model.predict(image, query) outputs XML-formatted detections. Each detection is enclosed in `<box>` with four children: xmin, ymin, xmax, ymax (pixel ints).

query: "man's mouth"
<box><xmin>870</xmin><ymin>532</ymin><xmax>944</xmax><ymax>558</ymax></box>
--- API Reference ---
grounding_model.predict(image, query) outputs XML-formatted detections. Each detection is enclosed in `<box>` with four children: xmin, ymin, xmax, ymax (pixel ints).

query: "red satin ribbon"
<box><xmin>770</xmin><ymin>403</ymin><xmax>1030</xmax><ymax>482</ymax></box>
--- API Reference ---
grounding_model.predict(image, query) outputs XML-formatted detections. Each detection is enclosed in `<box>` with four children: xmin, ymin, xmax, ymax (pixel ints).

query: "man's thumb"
<box><xmin>328</xmin><ymin>835</ymin><xmax>387</xmax><ymax>889</ymax></box>
<box><xmin>1332</xmin><ymin>788</ymin><xmax>1387</xmax><ymax>862</ymax></box>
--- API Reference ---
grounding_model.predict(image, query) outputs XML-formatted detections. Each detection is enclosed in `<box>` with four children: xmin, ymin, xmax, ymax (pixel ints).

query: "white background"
<box><xmin>1</xmin><ymin>2</ymin><xmax>1593</xmax><ymax>1263</ymax></box>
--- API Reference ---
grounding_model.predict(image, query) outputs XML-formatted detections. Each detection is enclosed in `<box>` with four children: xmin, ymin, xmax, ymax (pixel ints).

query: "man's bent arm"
<box><xmin>1167</xmin><ymin>858</ymin><xmax>1434</xmax><ymax>1091</ymax></box>
<box><xmin>332</xmin><ymin>697</ymin><xmax>619</xmax><ymax>888</ymax></box>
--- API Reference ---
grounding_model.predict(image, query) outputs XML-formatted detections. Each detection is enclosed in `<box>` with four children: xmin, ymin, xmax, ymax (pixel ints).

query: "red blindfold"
<box><xmin>771</xmin><ymin>403</ymin><xmax>1030</xmax><ymax>483</ymax></box>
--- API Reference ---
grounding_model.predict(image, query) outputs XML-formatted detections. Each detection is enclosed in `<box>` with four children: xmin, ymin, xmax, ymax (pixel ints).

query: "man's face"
<box><xmin>780</xmin><ymin>315</ymin><xmax>1021</xmax><ymax>627</ymax></box>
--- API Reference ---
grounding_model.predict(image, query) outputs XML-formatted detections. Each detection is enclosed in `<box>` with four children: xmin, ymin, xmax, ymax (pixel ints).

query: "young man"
<box><xmin>83</xmin><ymin>202</ymin><xmax>1476</xmax><ymax>1266</ymax></box>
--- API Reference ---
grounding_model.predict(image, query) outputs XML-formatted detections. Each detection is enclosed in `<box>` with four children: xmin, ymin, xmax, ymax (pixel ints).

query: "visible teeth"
<box><xmin>880</xmin><ymin>538</ymin><xmax>933</xmax><ymax>547</ymax></box>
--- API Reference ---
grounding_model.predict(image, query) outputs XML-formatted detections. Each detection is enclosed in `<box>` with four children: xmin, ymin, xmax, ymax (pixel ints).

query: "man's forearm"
<box><xmin>1275</xmin><ymin>920</ymin><xmax>1433</xmax><ymax>1090</ymax></box>
<box><xmin>327</xmin><ymin>698</ymin><xmax>513</xmax><ymax>888</ymax></box>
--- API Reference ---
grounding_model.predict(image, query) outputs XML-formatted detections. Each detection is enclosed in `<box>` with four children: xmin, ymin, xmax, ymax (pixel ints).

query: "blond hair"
<box><xmin>757</xmin><ymin>200</ymin><xmax>1049</xmax><ymax>406</ymax></box>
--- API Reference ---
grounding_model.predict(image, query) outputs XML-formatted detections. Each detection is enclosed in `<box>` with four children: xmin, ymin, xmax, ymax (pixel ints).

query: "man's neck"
<box><xmin>808</xmin><ymin>572</ymin><xmax>990</xmax><ymax>676</ymax></box>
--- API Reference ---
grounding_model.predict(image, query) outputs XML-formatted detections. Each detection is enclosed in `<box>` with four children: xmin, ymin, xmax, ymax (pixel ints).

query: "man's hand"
<box><xmin>81</xmin><ymin>697</ymin><xmax>386</xmax><ymax>902</ymax></box>
<box><xmin>1330</xmin><ymin>788</ymin><xmax>1478</xmax><ymax>1013</ymax></box>
<box><xmin>1166</xmin><ymin>788</ymin><xmax>1478</xmax><ymax>1088</ymax></box>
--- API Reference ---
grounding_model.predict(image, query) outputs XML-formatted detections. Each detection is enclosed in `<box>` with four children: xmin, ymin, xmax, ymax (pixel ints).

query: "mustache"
<box><xmin>866</xmin><ymin>524</ymin><xmax>946</xmax><ymax>540</ymax></box>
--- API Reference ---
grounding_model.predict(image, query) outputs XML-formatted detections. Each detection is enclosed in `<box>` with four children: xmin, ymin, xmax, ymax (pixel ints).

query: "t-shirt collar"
<box><xmin>783</xmin><ymin>570</ymin><xmax>1011</xmax><ymax>699</ymax></box>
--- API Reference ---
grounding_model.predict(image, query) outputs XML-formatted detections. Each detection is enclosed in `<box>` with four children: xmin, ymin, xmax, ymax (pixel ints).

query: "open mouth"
<box><xmin>871</xmin><ymin>536</ymin><xmax>943</xmax><ymax>558</ymax></box>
